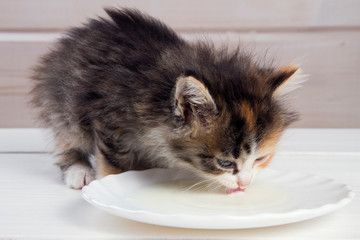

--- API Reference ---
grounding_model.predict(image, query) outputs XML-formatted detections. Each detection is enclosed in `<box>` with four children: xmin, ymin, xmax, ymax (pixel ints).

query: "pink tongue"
<box><xmin>228</xmin><ymin>187</ymin><xmax>245</xmax><ymax>194</ymax></box>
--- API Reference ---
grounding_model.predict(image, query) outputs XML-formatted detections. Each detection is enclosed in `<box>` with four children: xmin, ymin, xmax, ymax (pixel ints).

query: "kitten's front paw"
<box><xmin>63</xmin><ymin>164</ymin><xmax>96</xmax><ymax>189</ymax></box>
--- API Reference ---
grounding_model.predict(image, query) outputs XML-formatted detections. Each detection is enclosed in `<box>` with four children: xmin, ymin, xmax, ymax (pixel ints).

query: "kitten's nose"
<box><xmin>237</xmin><ymin>180</ymin><xmax>250</xmax><ymax>188</ymax></box>
<box><xmin>237</xmin><ymin>169</ymin><xmax>252</xmax><ymax>187</ymax></box>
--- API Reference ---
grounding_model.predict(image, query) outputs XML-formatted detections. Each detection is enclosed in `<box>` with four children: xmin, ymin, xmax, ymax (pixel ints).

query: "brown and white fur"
<box><xmin>31</xmin><ymin>8</ymin><xmax>302</xmax><ymax>191</ymax></box>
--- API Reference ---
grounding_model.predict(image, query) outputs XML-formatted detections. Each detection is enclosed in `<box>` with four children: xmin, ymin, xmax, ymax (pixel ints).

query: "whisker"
<box><xmin>197</xmin><ymin>178</ymin><xmax>219</xmax><ymax>192</ymax></box>
<box><xmin>205</xmin><ymin>180</ymin><xmax>225</xmax><ymax>193</ymax></box>
<box><xmin>181</xmin><ymin>179</ymin><xmax>214</xmax><ymax>193</ymax></box>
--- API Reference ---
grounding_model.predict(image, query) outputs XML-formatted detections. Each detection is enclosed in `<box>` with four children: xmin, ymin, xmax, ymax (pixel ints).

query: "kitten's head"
<box><xmin>170</xmin><ymin>64</ymin><xmax>302</xmax><ymax>192</ymax></box>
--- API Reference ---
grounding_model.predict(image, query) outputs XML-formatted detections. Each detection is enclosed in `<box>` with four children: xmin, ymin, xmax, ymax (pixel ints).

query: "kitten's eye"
<box><xmin>256</xmin><ymin>156</ymin><xmax>266</xmax><ymax>161</ymax></box>
<box><xmin>198</xmin><ymin>154</ymin><xmax>213</xmax><ymax>159</ymax></box>
<box><xmin>255</xmin><ymin>155</ymin><xmax>269</xmax><ymax>163</ymax></box>
<box><xmin>216</xmin><ymin>159</ymin><xmax>236</xmax><ymax>168</ymax></box>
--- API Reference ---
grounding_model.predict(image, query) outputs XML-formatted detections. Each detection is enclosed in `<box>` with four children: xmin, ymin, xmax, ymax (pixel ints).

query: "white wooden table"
<box><xmin>0</xmin><ymin>128</ymin><xmax>359</xmax><ymax>239</ymax></box>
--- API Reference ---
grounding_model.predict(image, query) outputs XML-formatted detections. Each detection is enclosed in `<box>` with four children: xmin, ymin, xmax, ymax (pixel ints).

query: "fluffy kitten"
<box><xmin>31</xmin><ymin>8</ymin><xmax>300</xmax><ymax>191</ymax></box>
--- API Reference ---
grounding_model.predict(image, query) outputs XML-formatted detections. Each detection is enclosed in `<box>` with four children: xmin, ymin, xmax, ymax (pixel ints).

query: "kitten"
<box><xmin>31</xmin><ymin>8</ymin><xmax>301</xmax><ymax>191</ymax></box>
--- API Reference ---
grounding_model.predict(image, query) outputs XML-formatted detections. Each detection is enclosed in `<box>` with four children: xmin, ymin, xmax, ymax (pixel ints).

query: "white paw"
<box><xmin>63</xmin><ymin>164</ymin><xmax>96</xmax><ymax>189</ymax></box>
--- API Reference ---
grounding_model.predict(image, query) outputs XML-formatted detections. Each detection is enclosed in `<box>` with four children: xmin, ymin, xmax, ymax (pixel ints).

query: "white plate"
<box><xmin>82</xmin><ymin>168</ymin><xmax>355</xmax><ymax>229</ymax></box>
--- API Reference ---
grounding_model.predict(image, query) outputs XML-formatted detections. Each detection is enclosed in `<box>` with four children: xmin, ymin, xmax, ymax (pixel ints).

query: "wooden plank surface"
<box><xmin>0</xmin><ymin>130</ymin><xmax>359</xmax><ymax>239</ymax></box>
<box><xmin>0</xmin><ymin>0</ymin><xmax>359</xmax><ymax>31</ymax></box>
<box><xmin>0</xmin><ymin>1</ymin><xmax>359</xmax><ymax>128</ymax></box>
<box><xmin>0</xmin><ymin>94</ymin><xmax>37</xmax><ymax>128</ymax></box>
<box><xmin>1</xmin><ymin>30</ymin><xmax>359</xmax><ymax>128</ymax></box>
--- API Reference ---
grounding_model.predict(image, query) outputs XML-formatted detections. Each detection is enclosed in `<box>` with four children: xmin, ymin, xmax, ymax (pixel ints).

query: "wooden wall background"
<box><xmin>0</xmin><ymin>0</ymin><xmax>359</xmax><ymax>128</ymax></box>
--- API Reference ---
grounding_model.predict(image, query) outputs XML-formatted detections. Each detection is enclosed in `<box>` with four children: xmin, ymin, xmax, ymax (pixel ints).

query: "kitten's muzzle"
<box><xmin>237</xmin><ymin>169</ymin><xmax>253</xmax><ymax>188</ymax></box>
<box><xmin>228</xmin><ymin>171</ymin><xmax>252</xmax><ymax>194</ymax></box>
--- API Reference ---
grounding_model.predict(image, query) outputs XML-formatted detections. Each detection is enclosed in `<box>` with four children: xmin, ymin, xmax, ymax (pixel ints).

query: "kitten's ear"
<box><xmin>174</xmin><ymin>76</ymin><xmax>217</xmax><ymax>126</ymax></box>
<box><xmin>267</xmin><ymin>65</ymin><xmax>305</xmax><ymax>98</ymax></box>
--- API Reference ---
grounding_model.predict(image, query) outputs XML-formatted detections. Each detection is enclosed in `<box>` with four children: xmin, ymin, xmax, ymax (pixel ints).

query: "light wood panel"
<box><xmin>0</xmin><ymin>94</ymin><xmax>37</xmax><ymax>128</ymax></box>
<box><xmin>1</xmin><ymin>0</ymin><xmax>359</xmax><ymax>128</ymax></box>
<box><xmin>0</xmin><ymin>0</ymin><xmax>359</xmax><ymax>31</ymax></box>
<box><xmin>1</xmin><ymin>31</ymin><xmax>359</xmax><ymax>128</ymax></box>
